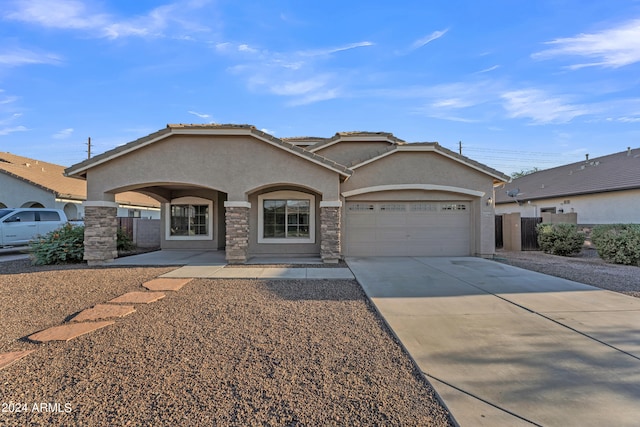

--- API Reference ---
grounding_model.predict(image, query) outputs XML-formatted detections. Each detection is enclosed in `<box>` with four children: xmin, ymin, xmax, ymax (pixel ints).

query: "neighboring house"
<box><xmin>0</xmin><ymin>152</ymin><xmax>160</xmax><ymax>219</ymax></box>
<box><xmin>495</xmin><ymin>147</ymin><xmax>640</xmax><ymax>225</ymax></box>
<box><xmin>65</xmin><ymin>124</ymin><xmax>510</xmax><ymax>265</ymax></box>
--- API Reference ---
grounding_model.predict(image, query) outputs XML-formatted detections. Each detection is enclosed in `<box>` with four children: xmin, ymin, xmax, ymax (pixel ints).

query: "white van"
<box><xmin>0</xmin><ymin>208</ymin><xmax>71</xmax><ymax>247</ymax></box>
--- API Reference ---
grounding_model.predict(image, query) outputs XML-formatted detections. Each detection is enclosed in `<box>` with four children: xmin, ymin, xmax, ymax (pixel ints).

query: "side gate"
<box><xmin>495</xmin><ymin>215</ymin><xmax>503</xmax><ymax>249</ymax></box>
<box><xmin>521</xmin><ymin>217</ymin><xmax>542</xmax><ymax>251</ymax></box>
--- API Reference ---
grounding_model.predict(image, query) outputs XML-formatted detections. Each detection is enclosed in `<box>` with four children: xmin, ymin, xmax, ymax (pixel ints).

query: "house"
<box><xmin>495</xmin><ymin>147</ymin><xmax>640</xmax><ymax>225</ymax></box>
<box><xmin>0</xmin><ymin>152</ymin><xmax>160</xmax><ymax>219</ymax></box>
<box><xmin>64</xmin><ymin>124</ymin><xmax>510</xmax><ymax>265</ymax></box>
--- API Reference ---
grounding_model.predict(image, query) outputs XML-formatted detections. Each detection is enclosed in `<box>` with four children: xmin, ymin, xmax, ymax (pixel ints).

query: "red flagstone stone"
<box><xmin>71</xmin><ymin>304</ymin><xmax>136</xmax><ymax>322</ymax></box>
<box><xmin>28</xmin><ymin>321</ymin><xmax>115</xmax><ymax>343</ymax></box>
<box><xmin>0</xmin><ymin>350</ymin><xmax>35</xmax><ymax>371</ymax></box>
<box><xmin>109</xmin><ymin>291</ymin><xmax>166</xmax><ymax>304</ymax></box>
<box><xmin>143</xmin><ymin>278</ymin><xmax>192</xmax><ymax>291</ymax></box>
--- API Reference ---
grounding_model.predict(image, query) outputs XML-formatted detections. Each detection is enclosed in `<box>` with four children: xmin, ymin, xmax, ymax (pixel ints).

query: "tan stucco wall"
<box><xmin>315</xmin><ymin>141</ymin><xmax>392</xmax><ymax>167</ymax></box>
<box><xmin>86</xmin><ymin>134</ymin><xmax>342</xmax><ymax>202</ymax></box>
<box><xmin>340</xmin><ymin>152</ymin><xmax>497</xmax><ymax>256</ymax></box>
<box><xmin>495</xmin><ymin>189</ymin><xmax>640</xmax><ymax>224</ymax></box>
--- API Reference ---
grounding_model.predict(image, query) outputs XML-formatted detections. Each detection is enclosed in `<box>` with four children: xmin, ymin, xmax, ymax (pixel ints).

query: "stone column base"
<box><xmin>83</xmin><ymin>205</ymin><xmax>118</xmax><ymax>265</ymax></box>
<box><xmin>224</xmin><ymin>203</ymin><xmax>250</xmax><ymax>264</ymax></box>
<box><xmin>320</xmin><ymin>205</ymin><xmax>341</xmax><ymax>264</ymax></box>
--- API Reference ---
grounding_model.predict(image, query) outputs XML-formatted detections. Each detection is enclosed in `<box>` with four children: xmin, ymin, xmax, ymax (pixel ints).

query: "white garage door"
<box><xmin>345</xmin><ymin>201</ymin><xmax>471</xmax><ymax>256</ymax></box>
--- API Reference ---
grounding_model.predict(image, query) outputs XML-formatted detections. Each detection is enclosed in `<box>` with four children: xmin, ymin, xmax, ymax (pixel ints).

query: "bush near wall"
<box><xmin>536</xmin><ymin>223</ymin><xmax>585</xmax><ymax>256</ymax></box>
<box><xmin>30</xmin><ymin>224</ymin><xmax>135</xmax><ymax>265</ymax></box>
<box><xmin>591</xmin><ymin>224</ymin><xmax>640</xmax><ymax>266</ymax></box>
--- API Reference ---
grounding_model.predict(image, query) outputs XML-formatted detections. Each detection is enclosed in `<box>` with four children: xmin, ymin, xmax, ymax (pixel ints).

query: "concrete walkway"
<box><xmin>111</xmin><ymin>250</ymin><xmax>354</xmax><ymax>280</ymax></box>
<box><xmin>347</xmin><ymin>256</ymin><xmax>640</xmax><ymax>427</ymax></box>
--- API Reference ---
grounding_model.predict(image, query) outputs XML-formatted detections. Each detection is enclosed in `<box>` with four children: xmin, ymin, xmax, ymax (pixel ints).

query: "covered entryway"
<box><xmin>344</xmin><ymin>200</ymin><xmax>471</xmax><ymax>256</ymax></box>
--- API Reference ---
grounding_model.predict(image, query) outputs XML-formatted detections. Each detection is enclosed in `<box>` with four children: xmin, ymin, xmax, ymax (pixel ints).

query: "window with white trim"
<box><xmin>258</xmin><ymin>191</ymin><xmax>315</xmax><ymax>244</ymax></box>
<box><xmin>166</xmin><ymin>197</ymin><xmax>213</xmax><ymax>240</ymax></box>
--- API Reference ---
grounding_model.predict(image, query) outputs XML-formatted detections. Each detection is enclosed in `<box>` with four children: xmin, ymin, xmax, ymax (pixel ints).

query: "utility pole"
<box><xmin>87</xmin><ymin>137</ymin><xmax>91</xmax><ymax>159</ymax></box>
<box><xmin>459</xmin><ymin>140</ymin><xmax>462</xmax><ymax>155</ymax></box>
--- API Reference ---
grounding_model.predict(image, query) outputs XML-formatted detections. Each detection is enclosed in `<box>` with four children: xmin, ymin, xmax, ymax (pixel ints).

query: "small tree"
<box><xmin>511</xmin><ymin>167</ymin><xmax>540</xmax><ymax>179</ymax></box>
<box><xmin>536</xmin><ymin>223</ymin><xmax>585</xmax><ymax>256</ymax></box>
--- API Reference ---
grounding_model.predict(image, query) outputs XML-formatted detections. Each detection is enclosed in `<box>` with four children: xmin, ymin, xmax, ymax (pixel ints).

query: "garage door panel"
<box><xmin>345</xmin><ymin>201</ymin><xmax>471</xmax><ymax>257</ymax></box>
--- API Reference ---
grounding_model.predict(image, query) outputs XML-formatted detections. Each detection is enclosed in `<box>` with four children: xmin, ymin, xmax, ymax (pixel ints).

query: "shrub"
<box><xmin>30</xmin><ymin>223</ymin><xmax>85</xmax><ymax>265</ymax></box>
<box><xmin>30</xmin><ymin>224</ymin><xmax>136</xmax><ymax>265</ymax></box>
<box><xmin>591</xmin><ymin>224</ymin><xmax>640</xmax><ymax>266</ymax></box>
<box><xmin>117</xmin><ymin>227</ymin><xmax>135</xmax><ymax>252</ymax></box>
<box><xmin>536</xmin><ymin>223</ymin><xmax>585</xmax><ymax>256</ymax></box>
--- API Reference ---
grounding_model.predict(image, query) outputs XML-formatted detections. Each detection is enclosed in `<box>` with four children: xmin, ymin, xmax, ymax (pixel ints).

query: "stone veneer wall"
<box><xmin>84</xmin><ymin>206</ymin><xmax>118</xmax><ymax>265</ymax></box>
<box><xmin>225</xmin><ymin>206</ymin><xmax>249</xmax><ymax>263</ymax></box>
<box><xmin>320</xmin><ymin>206</ymin><xmax>341</xmax><ymax>263</ymax></box>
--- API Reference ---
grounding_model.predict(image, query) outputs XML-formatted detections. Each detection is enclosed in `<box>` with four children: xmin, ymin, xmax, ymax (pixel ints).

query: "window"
<box><xmin>128</xmin><ymin>209</ymin><xmax>141</xmax><ymax>218</ymax></box>
<box><xmin>258</xmin><ymin>191</ymin><xmax>315</xmax><ymax>244</ymax></box>
<box><xmin>39</xmin><ymin>211</ymin><xmax>61</xmax><ymax>221</ymax></box>
<box><xmin>5</xmin><ymin>211</ymin><xmax>36</xmax><ymax>222</ymax></box>
<box><xmin>165</xmin><ymin>197</ymin><xmax>213</xmax><ymax>240</ymax></box>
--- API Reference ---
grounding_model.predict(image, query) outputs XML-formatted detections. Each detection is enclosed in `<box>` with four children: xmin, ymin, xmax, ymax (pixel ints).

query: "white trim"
<box><xmin>258</xmin><ymin>190</ymin><xmax>316</xmax><ymax>244</ymax></box>
<box><xmin>319</xmin><ymin>201</ymin><xmax>343</xmax><ymax>208</ymax></box>
<box><xmin>224</xmin><ymin>201</ymin><xmax>251</xmax><ymax>208</ymax></box>
<box><xmin>342</xmin><ymin>184</ymin><xmax>485</xmax><ymax>198</ymax></box>
<box><xmin>83</xmin><ymin>201</ymin><xmax>120</xmax><ymax>208</ymax></box>
<box><xmin>308</xmin><ymin>134</ymin><xmax>399</xmax><ymax>153</ymax></box>
<box><xmin>166</xmin><ymin>196</ymin><xmax>214</xmax><ymax>241</ymax></box>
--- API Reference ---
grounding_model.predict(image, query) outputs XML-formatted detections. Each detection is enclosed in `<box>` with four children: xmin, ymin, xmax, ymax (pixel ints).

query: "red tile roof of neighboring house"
<box><xmin>495</xmin><ymin>147</ymin><xmax>640</xmax><ymax>204</ymax></box>
<box><xmin>0</xmin><ymin>152</ymin><xmax>160</xmax><ymax>208</ymax></box>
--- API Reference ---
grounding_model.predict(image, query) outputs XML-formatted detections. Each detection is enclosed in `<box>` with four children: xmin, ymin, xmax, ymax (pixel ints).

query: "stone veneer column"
<box><xmin>83</xmin><ymin>202</ymin><xmax>118</xmax><ymax>266</ymax></box>
<box><xmin>224</xmin><ymin>201</ymin><xmax>250</xmax><ymax>264</ymax></box>
<box><xmin>320</xmin><ymin>201</ymin><xmax>342</xmax><ymax>264</ymax></box>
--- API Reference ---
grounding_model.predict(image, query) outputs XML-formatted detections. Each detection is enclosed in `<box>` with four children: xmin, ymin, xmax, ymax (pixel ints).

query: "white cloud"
<box><xmin>4</xmin><ymin>0</ymin><xmax>213</xmax><ymax>40</ymax></box>
<box><xmin>533</xmin><ymin>19</ymin><xmax>640</xmax><ymax>68</ymax></box>
<box><xmin>477</xmin><ymin>65</ymin><xmax>500</xmax><ymax>73</ymax></box>
<box><xmin>501</xmin><ymin>89</ymin><xmax>589</xmax><ymax>124</ymax></box>
<box><xmin>0</xmin><ymin>48</ymin><xmax>62</xmax><ymax>67</ymax></box>
<box><xmin>53</xmin><ymin>128</ymin><xmax>74</xmax><ymax>139</ymax></box>
<box><xmin>188</xmin><ymin>110</ymin><xmax>212</xmax><ymax>119</ymax></box>
<box><xmin>298</xmin><ymin>41</ymin><xmax>374</xmax><ymax>57</ymax></box>
<box><xmin>410</xmin><ymin>29</ymin><xmax>448</xmax><ymax>50</ymax></box>
<box><xmin>0</xmin><ymin>125</ymin><xmax>28</xmax><ymax>136</ymax></box>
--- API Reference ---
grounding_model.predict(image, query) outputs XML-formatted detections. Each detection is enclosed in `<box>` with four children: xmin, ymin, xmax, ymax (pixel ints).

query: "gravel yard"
<box><xmin>495</xmin><ymin>249</ymin><xmax>640</xmax><ymax>298</ymax></box>
<box><xmin>0</xmin><ymin>260</ymin><xmax>452</xmax><ymax>426</ymax></box>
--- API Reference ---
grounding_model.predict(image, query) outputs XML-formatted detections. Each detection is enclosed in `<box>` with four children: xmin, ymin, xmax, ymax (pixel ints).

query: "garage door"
<box><xmin>345</xmin><ymin>201</ymin><xmax>471</xmax><ymax>256</ymax></box>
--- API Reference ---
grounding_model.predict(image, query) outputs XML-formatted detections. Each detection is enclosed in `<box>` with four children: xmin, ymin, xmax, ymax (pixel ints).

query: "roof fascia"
<box><xmin>308</xmin><ymin>134</ymin><xmax>400</xmax><ymax>153</ymax></box>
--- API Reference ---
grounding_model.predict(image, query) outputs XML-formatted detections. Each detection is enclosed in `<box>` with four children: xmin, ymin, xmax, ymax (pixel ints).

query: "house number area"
<box><xmin>2</xmin><ymin>401</ymin><xmax>73</xmax><ymax>413</ymax></box>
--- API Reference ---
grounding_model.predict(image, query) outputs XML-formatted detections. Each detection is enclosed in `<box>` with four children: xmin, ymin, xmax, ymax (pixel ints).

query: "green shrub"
<box><xmin>536</xmin><ymin>223</ymin><xmax>585</xmax><ymax>256</ymax></box>
<box><xmin>591</xmin><ymin>224</ymin><xmax>640</xmax><ymax>266</ymax></box>
<box><xmin>30</xmin><ymin>224</ymin><xmax>136</xmax><ymax>265</ymax></box>
<box><xmin>117</xmin><ymin>227</ymin><xmax>135</xmax><ymax>252</ymax></box>
<box><xmin>30</xmin><ymin>223</ymin><xmax>85</xmax><ymax>265</ymax></box>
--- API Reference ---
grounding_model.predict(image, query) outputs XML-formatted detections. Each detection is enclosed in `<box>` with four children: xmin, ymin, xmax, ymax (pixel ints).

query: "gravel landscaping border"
<box><xmin>0</xmin><ymin>261</ymin><xmax>453</xmax><ymax>426</ymax></box>
<box><xmin>495</xmin><ymin>249</ymin><xmax>640</xmax><ymax>298</ymax></box>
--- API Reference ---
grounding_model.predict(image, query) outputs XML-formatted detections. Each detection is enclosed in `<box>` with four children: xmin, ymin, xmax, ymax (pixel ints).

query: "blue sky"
<box><xmin>1</xmin><ymin>0</ymin><xmax>639</xmax><ymax>174</ymax></box>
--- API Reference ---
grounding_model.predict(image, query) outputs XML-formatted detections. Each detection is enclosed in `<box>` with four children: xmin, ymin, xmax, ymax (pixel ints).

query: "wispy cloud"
<box><xmin>52</xmin><ymin>128</ymin><xmax>74</xmax><ymax>139</ymax></box>
<box><xmin>188</xmin><ymin>110</ymin><xmax>212</xmax><ymax>119</ymax></box>
<box><xmin>298</xmin><ymin>41</ymin><xmax>374</xmax><ymax>57</ymax></box>
<box><xmin>501</xmin><ymin>89</ymin><xmax>589</xmax><ymax>124</ymax></box>
<box><xmin>411</xmin><ymin>29</ymin><xmax>448</xmax><ymax>50</ymax></box>
<box><xmin>477</xmin><ymin>65</ymin><xmax>500</xmax><ymax>74</ymax></box>
<box><xmin>3</xmin><ymin>0</ymin><xmax>212</xmax><ymax>40</ymax></box>
<box><xmin>0</xmin><ymin>47</ymin><xmax>62</xmax><ymax>67</ymax></box>
<box><xmin>0</xmin><ymin>125</ymin><xmax>28</xmax><ymax>136</ymax></box>
<box><xmin>532</xmin><ymin>19</ymin><xmax>640</xmax><ymax>69</ymax></box>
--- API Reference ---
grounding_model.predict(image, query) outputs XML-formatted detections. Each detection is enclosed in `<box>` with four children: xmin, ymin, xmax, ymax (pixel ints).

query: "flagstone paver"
<box><xmin>0</xmin><ymin>350</ymin><xmax>35</xmax><ymax>371</ymax></box>
<box><xmin>28</xmin><ymin>321</ymin><xmax>115</xmax><ymax>343</ymax></box>
<box><xmin>71</xmin><ymin>304</ymin><xmax>136</xmax><ymax>322</ymax></box>
<box><xmin>142</xmin><ymin>278</ymin><xmax>192</xmax><ymax>291</ymax></box>
<box><xmin>108</xmin><ymin>291</ymin><xmax>166</xmax><ymax>304</ymax></box>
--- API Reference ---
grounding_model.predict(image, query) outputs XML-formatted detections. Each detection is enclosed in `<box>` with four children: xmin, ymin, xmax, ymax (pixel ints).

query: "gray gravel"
<box><xmin>0</xmin><ymin>261</ymin><xmax>453</xmax><ymax>426</ymax></box>
<box><xmin>495</xmin><ymin>249</ymin><xmax>640</xmax><ymax>298</ymax></box>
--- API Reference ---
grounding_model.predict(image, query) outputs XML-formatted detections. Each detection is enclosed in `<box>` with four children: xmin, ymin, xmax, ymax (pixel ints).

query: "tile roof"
<box><xmin>306</xmin><ymin>131</ymin><xmax>406</xmax><ymax>152</ymax></box>
<box><xmin>0</xmin><ymin>152</ymin><xmax>160</xmax><ymax>208</ymax></box>
<box><xmin>495</xmin><ymin>147</ymin><xmax>640</xmax><ymax>204</ymax></box>
<box><xmin>65</xmin><ymin>124</ymin><xmax>353</xmax><ymax>178</ymax></box>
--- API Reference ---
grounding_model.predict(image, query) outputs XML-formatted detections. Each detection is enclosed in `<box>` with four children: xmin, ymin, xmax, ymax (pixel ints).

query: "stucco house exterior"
<box><xmin>495</xmin><ymin>147</ymin><xmax>640</xmax><ymax>225</ymax></box>
<box><xmin>65</xmin><ymin>124</ymin><xmax>509</xmax><ymax>265</ymax></box>
<box><xmin>0</xmin><ymin>152</ymin><xmax>160</xmax><ymax>219</ymax></box>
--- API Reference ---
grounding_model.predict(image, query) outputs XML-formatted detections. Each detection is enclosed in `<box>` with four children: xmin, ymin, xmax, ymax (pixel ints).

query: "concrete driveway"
<box><xmin>347</xmin><ymin>257</ymin><xmax>640</xmax><ymax>427</ymax></box>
